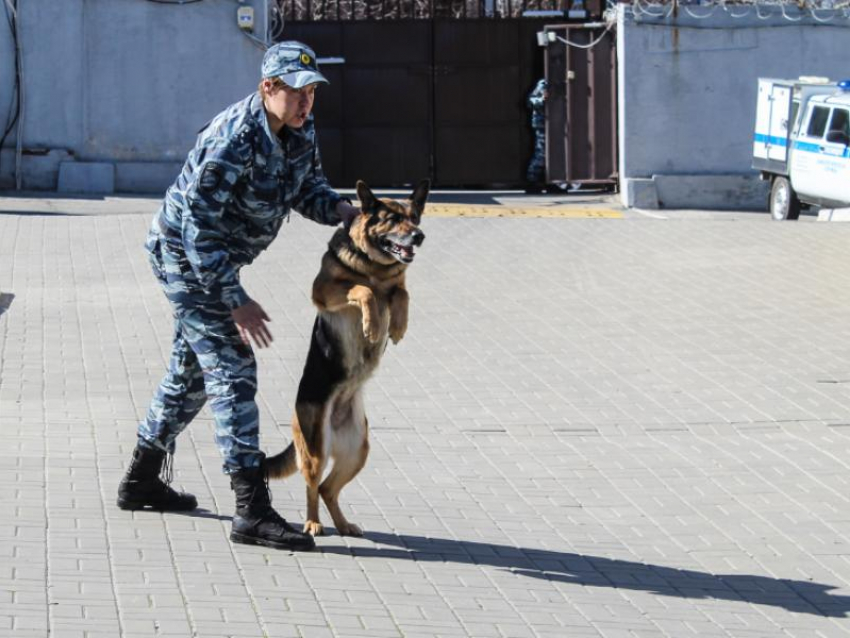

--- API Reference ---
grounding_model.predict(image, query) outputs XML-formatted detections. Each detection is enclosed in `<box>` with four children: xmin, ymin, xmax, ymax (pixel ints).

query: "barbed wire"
<box><xmin>628</xmin><ymin>0</ymin><xmax>850</xmax><ymax>20</ymax></box>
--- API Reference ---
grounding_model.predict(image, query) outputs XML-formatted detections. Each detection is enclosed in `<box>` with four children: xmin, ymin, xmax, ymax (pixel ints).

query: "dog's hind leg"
<box><xmin>303</xmin><ymin>477</ymin><xmax>324</xmax><ymax>537</ymax></box>
<box><xmin>293</xmin><ymin>402</ymin><xmax>329</xmax><ymax>537</ymax></box>
<box><xmin>302</xmin><ymin>446</ymin><xmax>330</xmax><ymax>536</ymax></box>
<box><xmin>320</xmin><ymin>433</ymin><xmax>369</xmax><ymax>537</ymax></box>
<box><xmin>322</xmin><ymin>394</ymin><xmax>370</xmax><ymax>536</ymax></box>
<box><xmin>302</xmin><ymin>446</ymin><xmax>327</xmax><ymax>536</ymax></box>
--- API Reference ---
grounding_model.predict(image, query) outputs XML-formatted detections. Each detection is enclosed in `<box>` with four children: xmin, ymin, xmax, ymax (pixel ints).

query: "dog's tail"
<box><xmin>264</xmin><ymin>443</ymin><xmax>299</xmax><ymax>480</ymax></box>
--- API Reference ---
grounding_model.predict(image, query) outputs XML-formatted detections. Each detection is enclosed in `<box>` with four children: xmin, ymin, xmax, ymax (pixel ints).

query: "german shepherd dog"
<box><xmin>265</xmin><ymin>179</ymin><xmax>429</xmax><ymax>536</ymax></box>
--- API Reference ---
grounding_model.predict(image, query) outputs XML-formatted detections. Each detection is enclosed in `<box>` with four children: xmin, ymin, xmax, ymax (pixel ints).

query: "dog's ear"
<box><xmin>356</xmin><ymin>180</ymin><xmax>378</xmax><ymax>213</ymax></box>
<box><xmin>409</xmin><ymin>179</ymin><xmax>430</xmax><ymax>222</ymax></box>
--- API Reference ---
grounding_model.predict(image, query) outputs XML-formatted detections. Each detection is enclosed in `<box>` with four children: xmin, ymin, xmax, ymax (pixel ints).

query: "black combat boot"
<box><xmin>230</xmin><ymin>466</ymin><xmax>315</xmax><ymax>551</ymax></box>
<box><xmin>116</xmin><ymin>445</ymin><xmax>198</xmax><ymax>511</ymax></box>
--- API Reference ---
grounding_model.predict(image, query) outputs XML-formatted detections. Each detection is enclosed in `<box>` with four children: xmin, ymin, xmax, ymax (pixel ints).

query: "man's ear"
<box><xmin>356</xmin><ymin>180</ymin><xmax>377</xmax><ymax>213</ymax></box>
<box><xmin>261</xmin><ymin>78</ymin><xmax>276</xmax><ymax>96</ymax></box>
<box><xmin>410</xmin><ymin>179</ymin><xmax>430</xmax><ymax>221</ymax></box>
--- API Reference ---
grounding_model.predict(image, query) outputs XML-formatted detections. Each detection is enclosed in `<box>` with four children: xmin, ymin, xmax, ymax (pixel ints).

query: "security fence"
<box><xmin>272</xmin><ymin>0</ymin><xmax>567</xmax><ymax>22</ymax></box>
<box><xmin>272</xmin><ymin>0</ymin><xmax>847</xmax><ymax>24</ymax></box>
<box><xmin>271</xmin><ymin>0</ymin><xmax>612</xmax><ymax>187</ymax></box>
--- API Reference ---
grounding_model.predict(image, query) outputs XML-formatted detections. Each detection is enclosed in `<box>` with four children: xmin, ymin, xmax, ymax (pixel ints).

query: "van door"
<box><xmin>767</xmin><ymin>84</ymin><xmax>793</xmax><ymax>163</ymax></box>
<box><xmin>790</xmin><ymin>105</ymin><xmax>830</xmax><ymax>199</ymax></box>
<box><xmin>754</xmin><ymin>81</ymin><xmax>793</xmax><ymax>169</ymax></box>
<box><xmin>819</xmin><ymin>107</ymin><xmax>850</xmax><ymax>204</ymax></box>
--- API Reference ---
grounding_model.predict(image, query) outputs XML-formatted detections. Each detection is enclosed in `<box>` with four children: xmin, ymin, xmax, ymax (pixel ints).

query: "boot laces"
<box><xmin>162</xmin><ymin>453</ymin><xmax>174</xmax><ymax>486</ymax></box>
<box><xmin>260</xmin><ymin>467</ymin><xmax>281</xmax><ymax>522</ymax></box>
<box><xmin>263</xmin><ymin>465</ymin><xmax>273</xmax><ymax>507</ymax></box>
<box><xmin>259</xmin><ymin>467</ymin><xmax>294</xmax><ymax>532</ymax></box>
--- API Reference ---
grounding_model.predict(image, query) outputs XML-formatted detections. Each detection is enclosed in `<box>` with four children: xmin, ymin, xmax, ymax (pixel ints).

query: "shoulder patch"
<box><xmin>199</xmin><ymin>162</ymin><xmax>226</xmax><ymax>193</ymax></box>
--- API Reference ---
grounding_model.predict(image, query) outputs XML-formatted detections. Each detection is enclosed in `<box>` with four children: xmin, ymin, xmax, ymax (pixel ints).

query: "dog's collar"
<box><xmin>331</xmin><ymin>233</ymin><xmax>406</xmax><ymax>280</ymax></box>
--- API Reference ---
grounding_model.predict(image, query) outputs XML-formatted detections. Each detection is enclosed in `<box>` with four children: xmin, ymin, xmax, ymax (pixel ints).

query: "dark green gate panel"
<box><xmin>281</xmin><ymin>19</ymin><xmax>551</xmax><ymax>187</ymax></box>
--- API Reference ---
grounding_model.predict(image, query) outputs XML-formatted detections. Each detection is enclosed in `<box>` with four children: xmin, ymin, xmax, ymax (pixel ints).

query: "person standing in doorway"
<box><xmin>526</xmin><ymin>78</ymin><xmax>549</xmax><ymax>193</ymax></box>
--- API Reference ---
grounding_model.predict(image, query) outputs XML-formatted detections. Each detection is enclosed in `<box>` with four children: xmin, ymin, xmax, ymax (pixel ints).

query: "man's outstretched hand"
<box><xmin>336</xmin><ymin>200</ymin><xmax>361</xmax><ymax>228</ymax></box>
<box><xmin>232</xmin><ymin>299</ymin><xmax>273</xmax><ymax>348</ymax></box>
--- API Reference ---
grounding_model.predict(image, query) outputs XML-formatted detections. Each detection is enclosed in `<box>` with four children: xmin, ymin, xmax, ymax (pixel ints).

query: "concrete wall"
<box><xmin>0</xmin><ymin>0</ymin><xmax>268</xmax><ymax>193</ymax></box>
<box><xmin>617</xmin><ymin>4</ymin><xmax>850</xmax><ymax>209</ymax></box>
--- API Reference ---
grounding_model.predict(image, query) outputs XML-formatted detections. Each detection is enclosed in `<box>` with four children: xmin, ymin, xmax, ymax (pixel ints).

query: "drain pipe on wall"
<box><xmin>2</xmin><ymin>0</ymin><xmax>23</xmax><ymax>190</ymax></box>
<box><xmin>13</xmin><ymin>0</ymin><xmax>22</xmax><ymax>190</ymax></box>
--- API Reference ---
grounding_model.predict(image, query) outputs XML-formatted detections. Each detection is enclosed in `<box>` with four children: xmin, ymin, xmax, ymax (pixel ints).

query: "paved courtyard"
<box><xmin>1</xmin><ymin>193</ymin><xmax>850</xmax><ymax>637</ymax></box>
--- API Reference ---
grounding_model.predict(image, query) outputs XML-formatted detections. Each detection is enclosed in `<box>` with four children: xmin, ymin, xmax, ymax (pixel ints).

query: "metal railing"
<box><xmin>272</xmin><ymin>0</ymin><xmax>566</xmax><ymax>21</ymax></box>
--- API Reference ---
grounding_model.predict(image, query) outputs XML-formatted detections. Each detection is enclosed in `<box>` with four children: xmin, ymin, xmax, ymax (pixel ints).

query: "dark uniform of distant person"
<box><xmin>116</xmin><ymin>41</ymin><xmax>360</xmax><ymax>552</ymax></box>
<box><xmin>526</xmin><ymin>78</ymin><xmax>548</xmax><ymax>193</ymax></box>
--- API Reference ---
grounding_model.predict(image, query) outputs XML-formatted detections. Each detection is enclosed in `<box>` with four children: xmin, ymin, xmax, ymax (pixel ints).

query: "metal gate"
<box><xmin>433</xmin><ymin>20</ymin><xmax>543</xmax><ymax>185</ymax></box>
<box><xmin>543</xmin><ymin>24</ymin><xmax>618</xmax><ymax>186</ymax></box>
<box><xmin>282</xmin><ymin>22</ymin><xmax>433</xmax><ymax>186</ymax></box>
<box><xmin>282</xmin><ymin>19</ymin><xmax>548</xmax><ymax>187</ymax></box>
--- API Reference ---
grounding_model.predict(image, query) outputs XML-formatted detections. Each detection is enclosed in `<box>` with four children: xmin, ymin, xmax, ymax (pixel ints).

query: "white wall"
<box><xmin>8</xmin><ymin>2</ymin><xmax>848</xmax><ymax>201</ymax></box>
<box><xmin>0</xmin><ymin>0</ymin><xmax>268</xmax><ymax>192</ymax></box>
<box><xmin>617</xmin><ymin>4</ymin><xmax>850</xmax><ymax>209</ymax></box>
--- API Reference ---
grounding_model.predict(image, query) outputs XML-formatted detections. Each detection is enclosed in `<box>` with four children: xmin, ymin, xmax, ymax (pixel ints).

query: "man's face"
<box><xmin>264</xmin><ymin>80</ymin><xmax>317</xmax><ymax>130</ymax></box>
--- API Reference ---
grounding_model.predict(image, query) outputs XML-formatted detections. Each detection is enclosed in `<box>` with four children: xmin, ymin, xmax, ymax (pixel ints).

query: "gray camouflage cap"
<box><xmin>262</xmin><ymin>41</ymin><xmax>328</xmax><ymax>89</ymax></box>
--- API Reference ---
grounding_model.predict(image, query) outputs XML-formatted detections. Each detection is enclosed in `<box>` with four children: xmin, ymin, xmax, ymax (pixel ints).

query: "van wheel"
<box><xmin>770</xmin><ymin>177</ymin><xmax>801</xmax><ymax>221</ymax></box>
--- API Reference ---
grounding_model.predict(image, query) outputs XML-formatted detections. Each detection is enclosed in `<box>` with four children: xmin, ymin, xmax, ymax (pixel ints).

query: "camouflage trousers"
<box><xmin>137</xmin><ymin>241</ymin><xmax>264</xmax><ymax>474</ymax></box>
<box><xmin>526</xmin><ymin>128</ymin><xmax>546</xmax><ymax>183</ymax></box>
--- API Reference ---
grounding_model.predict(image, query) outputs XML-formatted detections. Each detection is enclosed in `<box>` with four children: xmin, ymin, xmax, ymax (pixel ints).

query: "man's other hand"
<box><xmin>336</xmin><ymin>200</ymin><xmax>361</xmax><ymax>227</ymax></box>
<box><xmin>232</xmin><ymin>299</ymin><xmax>273</xmax><ymax>348</ymax></box>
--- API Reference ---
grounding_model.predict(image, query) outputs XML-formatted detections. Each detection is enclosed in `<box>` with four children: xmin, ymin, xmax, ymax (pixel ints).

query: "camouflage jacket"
<box><xmin>528</xmin><ymin>79</ymin><xmax>547</xmax><ymax>130</ymax></box>
<box><xmin>147</xmin><ymin>92</ymin><xmax>344</xmax><ymax>310</ymax></box>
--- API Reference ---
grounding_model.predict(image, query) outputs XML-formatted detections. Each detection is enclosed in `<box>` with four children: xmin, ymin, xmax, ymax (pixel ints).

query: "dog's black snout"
<box><xmin>412</xmin><ymin>228</ymin><xmax>425</xmax><ymax>246</ymax></box>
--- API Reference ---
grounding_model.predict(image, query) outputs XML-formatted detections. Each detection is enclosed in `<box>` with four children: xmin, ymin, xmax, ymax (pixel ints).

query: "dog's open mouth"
<box><xmin>380</xmin><ymin>237</ymin><xmax>416</xmax><ymax>263</ymax></box>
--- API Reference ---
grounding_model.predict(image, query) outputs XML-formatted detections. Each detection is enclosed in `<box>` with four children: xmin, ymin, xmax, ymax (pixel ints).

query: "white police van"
<box><xmin>752</xmin><ymin>77</ymin><xmax>850</xmax><ymax>220</ymax></box>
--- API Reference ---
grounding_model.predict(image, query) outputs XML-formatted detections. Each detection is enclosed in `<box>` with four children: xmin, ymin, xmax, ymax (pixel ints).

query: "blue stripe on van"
<box><xmin>753</xmin><ymin>133</ymin><xmax>788</xmax><ymax>147</ymax></box>
<box><xmin>793</xmin><ymin>140</ymin><xmax>850</xmax><ymax>158</ymax></box>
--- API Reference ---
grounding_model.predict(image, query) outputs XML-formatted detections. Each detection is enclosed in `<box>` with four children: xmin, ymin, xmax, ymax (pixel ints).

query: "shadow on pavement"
<box><xmin>0</xmin><ymin>190</ymin><xmax>107</xmax><ymax>202</ymax></box>
<box><xmin>173</xmin><ymin>508</ymin><xmax>232</xmax><ymax>522</ymax></box>
<box><xmin>379</xmin><ymin>186</ymin><xmax>614</xmax><ymax>207</ymax></box>
<box><xmin>0</xmin><ymin>293</ymin><xmax>14</xmax><ymax>318</ymax></box>
<box><xmin>0</xmin><ymin>210</ymin><xmax>81</xmax><ymax>217</ymax></box>
<box><xmin>317</xmin><ymin>532</ymin><xmax>849</xmax><ymax>618</ymax></box>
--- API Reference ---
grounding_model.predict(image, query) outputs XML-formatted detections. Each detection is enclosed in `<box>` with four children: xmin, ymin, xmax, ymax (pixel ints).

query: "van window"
<box><xmin>828</xmin><ymin>108</ymin><xmax>850</xmax><ymax>137</ymax></box>
<box><xmin>806</xmin><ymin>106</ymin><xmax>830</xmax><ymax>138</ymax></box>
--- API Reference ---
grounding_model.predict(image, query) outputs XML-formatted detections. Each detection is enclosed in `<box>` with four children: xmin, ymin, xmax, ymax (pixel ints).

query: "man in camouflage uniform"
<box><xmin>526</xmin><ymin>78</ymin><xmax>548</xmax><ymax>192</ymax></box>
<box><xmin>117</xmin><ymin>41</ymin><xmax>359</xmax><ymax>552</ymax></box>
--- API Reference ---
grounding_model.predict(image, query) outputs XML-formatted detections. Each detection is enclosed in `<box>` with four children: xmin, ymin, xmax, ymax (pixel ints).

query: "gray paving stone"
<box><xmin>4</xmin><ymin>199</ymin><xmax>850</xmax><ymax>636</ymax></box>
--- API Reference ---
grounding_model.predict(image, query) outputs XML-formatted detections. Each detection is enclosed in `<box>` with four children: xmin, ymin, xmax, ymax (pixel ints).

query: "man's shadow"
<box><xmin>315</xmin><ymin>531</ymin><xmax>850</xmax><ymax>618</ymax></box>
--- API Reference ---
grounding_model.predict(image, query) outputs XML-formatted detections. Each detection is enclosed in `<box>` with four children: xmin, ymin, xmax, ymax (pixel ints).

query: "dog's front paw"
<box><xmin>389</xmin><ymin>314</ymin><xmax>407</xmax><ymax>344</ymax></box>
<box><xmin>336</xmin><ymin>522</ymin><xmax>363</xmax><ymax>537</ymax></box>
<box><xmin>304</xmin><ymin>520</ymin><xmax>325</xmax><ymax>536</ymax></box>
<box><xmin>362</xmin><ymin>320</ymin><xmax>380</xmax><ymax>344</ymax></box>
<box><xmin>388</xmin><ymin>325</ymin><xmax>406</xmax><ymax>344</ymax></box>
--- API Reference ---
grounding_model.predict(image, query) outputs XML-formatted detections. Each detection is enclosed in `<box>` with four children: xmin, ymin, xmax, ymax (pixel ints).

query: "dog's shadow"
<box><xmin>318</xmin><ymin>531</ymin><xmax>850</xmax><ymax>618</ymax></box>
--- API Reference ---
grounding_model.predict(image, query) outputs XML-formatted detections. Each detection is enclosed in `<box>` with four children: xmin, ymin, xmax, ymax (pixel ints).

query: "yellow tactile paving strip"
<box><xmin>425</xmin><ymin>203</ymin><xmax>624</xmax><ymax>218</ymax></box>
